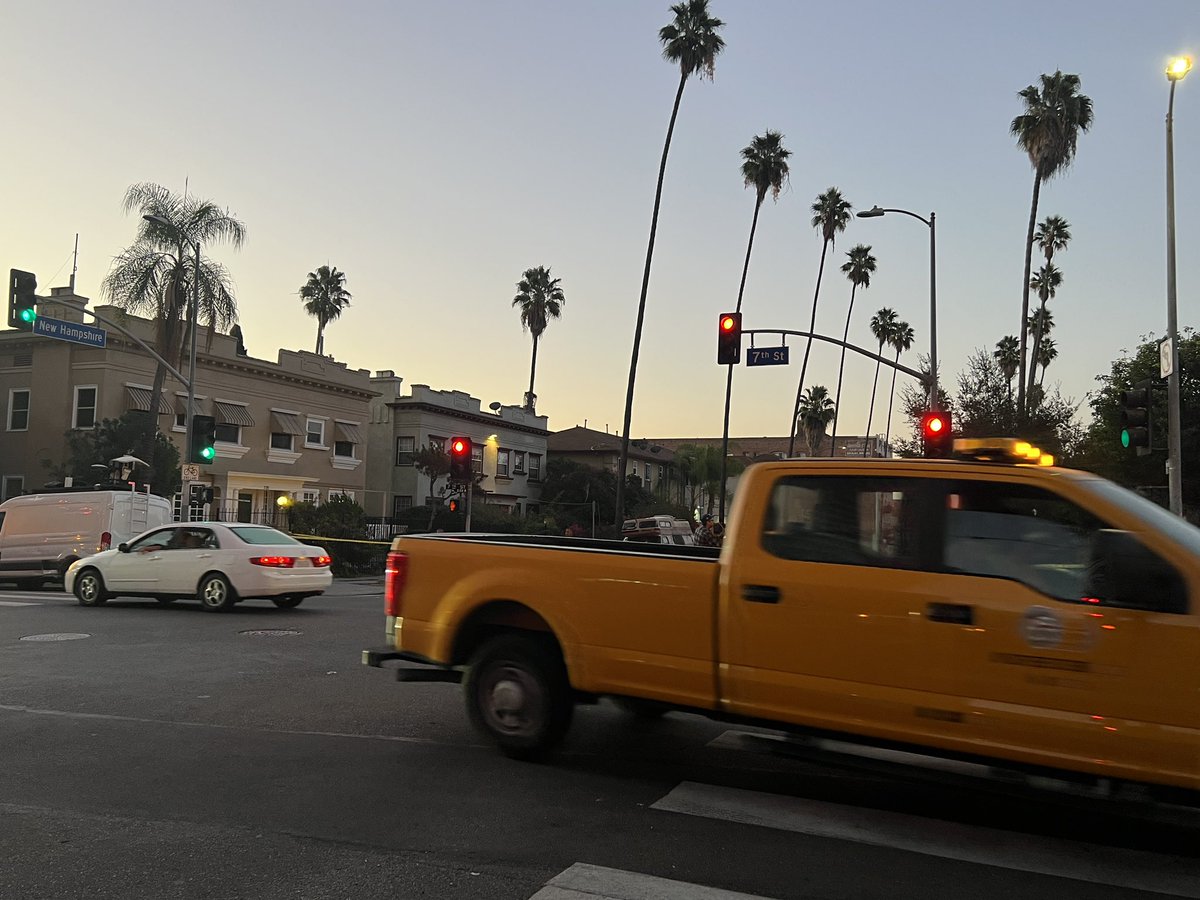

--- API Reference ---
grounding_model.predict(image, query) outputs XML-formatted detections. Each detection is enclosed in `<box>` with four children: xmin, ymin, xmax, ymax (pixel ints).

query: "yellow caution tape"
<box><xmin>290</xmin><ymin>533</ymin><xmax>393</xmax><ymax>547</ymax></box>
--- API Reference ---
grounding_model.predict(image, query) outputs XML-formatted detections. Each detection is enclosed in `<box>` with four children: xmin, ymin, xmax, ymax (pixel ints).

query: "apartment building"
<box><xmin>546</xmin><ymin>426</ymin><xmax>681</xmax><ymax>501</ymax></box>
<box><xmin>0</xmin><ymin>288</ymin><xmax>375</xmax><ymax>520</ymax></box>
<box><xmin>365</xmin><ymin>375</ymin><xmax>549</xmax><ymax>519</ymax></box>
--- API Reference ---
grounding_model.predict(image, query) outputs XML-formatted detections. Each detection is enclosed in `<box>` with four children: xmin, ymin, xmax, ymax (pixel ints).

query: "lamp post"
<box><xmin>1166</xmin><ymin>56</ymin><xmax>1191</xmax><ymax>517</ymax></box>
<box><xmin>143</xmin><ymin>214</ymin><xmax>199</xmax><ymax>495</ymax></box>
<box><xmin>857</xmin><ymin>205</ymin><xmax>937</xmax><ymax>409</ymax></box>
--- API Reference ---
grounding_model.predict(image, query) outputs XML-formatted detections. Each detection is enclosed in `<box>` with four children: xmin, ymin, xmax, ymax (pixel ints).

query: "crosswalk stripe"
<box><xmin>529</xmin><ymin>863</ymin><xmax>776</xmax><ymax>900</ymax></box>
<box><xmin>0</xmin><ymin>600</ymin><xmax>40</xmax><ymax>607</ymax></box>
<box><xmin>653</xmin><ymin>782</ymin><xmax>1200</xmax><ymax>897</ymax></box>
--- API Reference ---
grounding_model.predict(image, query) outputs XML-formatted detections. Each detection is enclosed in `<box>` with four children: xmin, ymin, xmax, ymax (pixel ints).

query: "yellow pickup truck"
<box><xmin>363</xmin><ymin>439</ymin><xmax>1200</xmax><ymax>793</ymax></box>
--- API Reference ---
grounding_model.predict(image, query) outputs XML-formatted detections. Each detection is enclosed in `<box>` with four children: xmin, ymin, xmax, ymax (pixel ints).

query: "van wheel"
<box><xmin>197</xmin><ymin>573</ymin><xmax>236</xmax><ymax>612</ymax></box>
<box><xmin>464</xmin><ymin>634</ymin><xmax>573</xmax><ymax>760</ymax></box>
<box><xmin>272</xmin><ymin>595</ymin><xmax>304</xmax><ymax>609</ymax></box>
<box><xmin>74</xmin><ymin>569</ymin><xmax>108</xmax><ymax>606</ymax></box>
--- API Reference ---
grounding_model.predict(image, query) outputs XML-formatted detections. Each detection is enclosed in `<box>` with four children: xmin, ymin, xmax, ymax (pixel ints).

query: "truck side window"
<box><xmin>761</xmin><ymin>476</ymin><xmax>925</xmax><ymax>569</ymax></box>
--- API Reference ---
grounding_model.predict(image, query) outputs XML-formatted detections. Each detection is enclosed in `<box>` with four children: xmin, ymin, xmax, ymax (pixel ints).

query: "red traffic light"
<box><xmin>448</xmin><ymin>498</ymin><xmax>459</xmax><ymax>513</ymax></box>
<box><xmin>448</xmin><ymin>436</ymin><xmax>473</xmax><ymax>482</ymax></box>
<box><xmin>450</xmin><ymin>439</ymin><xmax>467</xmax><ymax>456</ymax></box>
<box><xmin>717</xmin><ymin>311</ymin><xmax>742</xmax><ymax>365</ymax></box>
<box><xmin>720</xmin><ymin>315</ymin><xmax>736</xmax><ymax>332</ymax></box>
<box><xmin>920</xmin><ymin>410</ymin><xmax>952</xmax><ymax>458</ymax></box>
<box><xmin>923</xmin><ymin>414</ymin><xmax>945</xmax><ymax>436</ymax></box>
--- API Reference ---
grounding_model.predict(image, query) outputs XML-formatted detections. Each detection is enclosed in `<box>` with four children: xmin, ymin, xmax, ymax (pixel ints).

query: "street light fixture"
<box><xmin>143</xmin><ymin>214</ymin><xmax>200</xmax><ymax>505</ymax></box>
<box><xmin>1164</xmin><ymin>55</ymin><xmax>1191</xmax><ymax>515</ymax></box>
<box><xmin>856</xmin><ymin>205</ymin><xmax>938</xmax><ymax>410</ymax></box>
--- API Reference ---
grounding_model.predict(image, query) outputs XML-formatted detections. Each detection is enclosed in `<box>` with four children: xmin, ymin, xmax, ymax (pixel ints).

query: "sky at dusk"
<box><xmin>2</xmin><ymin>0</ymin><xmax>1196</xmax><ymax>443</ymax></box>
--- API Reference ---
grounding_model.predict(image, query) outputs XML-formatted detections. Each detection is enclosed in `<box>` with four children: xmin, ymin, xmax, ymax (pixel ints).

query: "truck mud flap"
<box><xmin>362</xmin><ymin>648</ymin><xmax>462</xmax><ymax>683</ymax></box>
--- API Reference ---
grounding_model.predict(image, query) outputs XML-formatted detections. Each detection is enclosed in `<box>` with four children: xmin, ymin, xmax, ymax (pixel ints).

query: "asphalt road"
<box><xmin>2</xmin><ymin>579</ymin><xmax>1198</xmax><ymax>900</ymax></box>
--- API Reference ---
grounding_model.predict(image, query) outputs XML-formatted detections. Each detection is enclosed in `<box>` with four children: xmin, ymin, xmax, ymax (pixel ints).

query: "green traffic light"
<box><xmin>200</xmin><ymin>446</ymin><xmax>216</xmax><ymax>461</ymax></box>
<box><xmin>19</xmin><ymin>308</ymin><xmax>34</xmax><ymax>323</ymax></box>
<box><xmin>1121</xmin><ymin>429</ymin><xmax>1131</xmax><ymax>448</ymax></box>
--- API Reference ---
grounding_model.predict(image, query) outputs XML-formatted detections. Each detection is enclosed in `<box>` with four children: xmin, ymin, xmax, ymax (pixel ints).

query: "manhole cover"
<box><xmin>239</xmin><ymin>629</ymin><xmax>302</xmax><ymax>637</ymax></box>
<box><xmin>20</xmin><ymin>633</ymin><xmax>91</xmax><ymax>642</ymax></box>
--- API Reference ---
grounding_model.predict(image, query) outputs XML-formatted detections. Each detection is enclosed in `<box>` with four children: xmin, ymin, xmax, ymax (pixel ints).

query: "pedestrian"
<box><xmin>695</xmin><ymin>514</ymin><xmax>722</xmax><ymax>547</ymax></box>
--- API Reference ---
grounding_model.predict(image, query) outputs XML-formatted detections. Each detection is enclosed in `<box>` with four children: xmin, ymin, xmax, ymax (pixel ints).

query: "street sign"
<box><xmin>32</xmin><ymin>315</ymin><xmax>106</xmax><ymax>348</ymax></box>
<box><xmin>181</xmin><ymin>464</ymin><xmax>201</xmax><ymax>481</ymax></box>
<box><xmin>1160</xmin><ymin>337</ymin><xmax>1173</xmax><ymax>378</ymax></box>
<box><xmin>746</xmin><ymin>346</ymin><xmax>789</xmax><ymax>366</ymax></box>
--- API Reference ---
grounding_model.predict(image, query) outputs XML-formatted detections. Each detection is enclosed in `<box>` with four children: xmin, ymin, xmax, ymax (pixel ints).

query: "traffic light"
<box><xmin>190</xmin><ymin>415</ymin><xmax>218</xmax><ymax>464</ymax></box>
<box><xmin>188</xmin><ymin>484</ymin><xmax>214</xmax><ymax>506</ymax></box>
<box><xmin>1119</xmin><ymin>380</ymin><xmax>1153</xmax><ymax>456</ymax></box>
<box><xmin>448</xmin><ymin>436</ymin><xmax>472</xmax><ymax>483</ymax></box>
<box><xmin>448</xmin><ymin>498</ymin><xmax>460</xmax><ymax>513</ymax></box>
<box><xmin>921</xmin><ymin>409</ymin><xmax>953</xmax><ymax>458</ymax></box>
<box><xmin>8</xmin><ymin>269</ymin><xmax>37</xmax><ymax>331</ymax></box>
<box><xmin>717</xmin><ymin>312</ymin><xmax>742</xmax><ymax>365</ymax></box>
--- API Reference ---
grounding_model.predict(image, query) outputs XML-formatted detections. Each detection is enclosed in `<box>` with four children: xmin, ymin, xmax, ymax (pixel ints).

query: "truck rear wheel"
<box><xmin>464</xmin><ymin>634</ymin><xmax>573</xmax><ymax>760</ymax></box>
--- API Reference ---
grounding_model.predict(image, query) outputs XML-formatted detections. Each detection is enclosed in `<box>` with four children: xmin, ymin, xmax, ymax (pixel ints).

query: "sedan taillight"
<box><xmin>312</xmin><ymin>555</ymin><xmax>332</xmax><ymax>567</ymax></box>
<box><xmin>251</xmin><ymin>556</ymin><xmax>296</xmax><ymax>568</ymax></box>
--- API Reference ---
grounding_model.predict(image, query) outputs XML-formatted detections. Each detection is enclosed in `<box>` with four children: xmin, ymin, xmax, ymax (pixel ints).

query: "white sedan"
<box><xmin>65</xmin><ymin>523</ymin><xmax>332</xmax><ymax>612</ymax></box>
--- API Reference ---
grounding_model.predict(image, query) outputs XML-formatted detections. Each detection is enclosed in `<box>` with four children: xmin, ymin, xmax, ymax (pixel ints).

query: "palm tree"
<box><xmin>102</xmin><ymin>182</ymin><xmax>246</xmax><ymax>429</ymax></box>
<box><xmin>1025</xmin><ymin>215</ymin><xmax>1071</xmax><ymax>400</ymax></box>
<box><xmin>299</xmin><ymin>265</ymin><xmax>352</xmax><ymax>356</ymax></box>
<box><xmin>884</xmin><ymin>321</ymin><xmax>915</xmax><ymax>452</ymax></box>
<box><xmin>615</xmin><ymin>0</ymin><xmax>725</xmax><ymax>525</ymax></box>
<box><xmin>1037</xmin><ymin>336</ymin><xmax>1058</xmax><ymax>389</ymax></box>
<box><xmin>864</xmin><ymin>307</ymin><xmax>898</xmax><ymax>452</ymax></box>
<box><xmin>798</xmin><ymin>385</ymin><xmax>836</xmax><ymax>457</ymax></box>
<box><xmin>830</xmin><ymin>244</ymin><xmax>876</xmax><ymax>453</ymax></box>
<box><xmin>1011</xmin><ymin>72</ymin><xmax>1093</xmax><ymax>417</ymax></box>
<box><xmin>994</xmin><ymin>335</ymin><xmax>1020</xmax><ymax>408</ymax></box>
<box><xmin>1025</xmin><ymin>261</ymin><xmax>1062</xmax><ymax>404</ymax></box>
<box><xmin>788</xmin><ymin>187</ymin><xmax>853</xmax><ymax>455</ymax></box>
<box><xmin>719</xmin><ymin>129</ymin><xmax>790</xmax><ymax>517</ymax></box>
<box><xmin>511</xmin><ymin>265</ymin><xmax>566</xmax><ymax>411</ymax></box>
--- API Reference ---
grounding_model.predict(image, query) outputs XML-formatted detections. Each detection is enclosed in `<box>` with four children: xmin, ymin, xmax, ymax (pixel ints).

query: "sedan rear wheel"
<box><xmin>74</xmin><ymin>569</ymin><xmax>108</xmax><ymax>607</ymax></box>
<box><xmin>271</xmin><ymin>595</ymin><xmax>304</xmax><ymax>609</ymax></box>
<box><xmin>197</xmin><ymin>573</ymin><xmax>236</xmax><ymax>612</ymax></box>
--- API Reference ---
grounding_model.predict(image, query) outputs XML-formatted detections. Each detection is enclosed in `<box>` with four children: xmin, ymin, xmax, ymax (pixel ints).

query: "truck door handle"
<box><xmin>742</xmin><ymin>584</ymin><xmax>781</xmax><ymax>604</ymax></box>
<box><xmin>927</xmin><ymin>602</ymin><xmax>974</xmax><ymax>625</ymax></box>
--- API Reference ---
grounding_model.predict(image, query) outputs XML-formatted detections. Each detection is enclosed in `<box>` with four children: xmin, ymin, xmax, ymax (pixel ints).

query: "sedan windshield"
<box><xmin>229</xmin><ymin>526</ymin><xmax>302</xmax><ymax>546</ymax></box>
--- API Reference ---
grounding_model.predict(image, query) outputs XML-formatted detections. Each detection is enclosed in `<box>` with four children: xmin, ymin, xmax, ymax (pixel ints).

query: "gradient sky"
<box><xmin>3</xmin><ymin>1</ymin><xmax>1196</xmax><ymax>442</ymax></box>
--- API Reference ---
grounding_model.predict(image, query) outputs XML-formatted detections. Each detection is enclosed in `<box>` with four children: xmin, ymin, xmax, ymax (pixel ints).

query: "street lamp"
<box><xmin>857</xmin><ymin>205</ymin><xmax>937</xmax><ymax>410</ymax></box>
<box><xmin>143</xmin><ymin>214</ymin><xmax>200</xmax><ymax>495</ymax></box>
<box><xmin>1165</xmin><ymin>55</ymin><xmax>1191</xmax><ymax>516</ymax></box>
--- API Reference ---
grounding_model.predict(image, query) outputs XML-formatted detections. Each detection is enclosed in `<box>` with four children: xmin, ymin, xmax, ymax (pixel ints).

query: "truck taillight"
<box><xmin>100</xmin><ymin>531</ymin><xmax>111</xmax><ymax>551</ymax></box>
<box><xmin>385</xmin><ymin>551</ymin><xmax>408</xmax><ymax>617</ymax></box>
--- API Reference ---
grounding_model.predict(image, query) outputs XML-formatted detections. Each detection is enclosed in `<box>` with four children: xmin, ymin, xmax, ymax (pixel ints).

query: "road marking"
<box><xmin>529</xmin><ymin>863</ymin><xmax>776</xmax><ymax>900</ymax></box>
<box><xmin>652</xmin><ymin>782</ymin><xmax>1200</xmax><ymax>897</ymax></box>
<box><xmin>0</xmin><ymin>600</ymin><xmax>40</xmax><ymax>607</ymax></box>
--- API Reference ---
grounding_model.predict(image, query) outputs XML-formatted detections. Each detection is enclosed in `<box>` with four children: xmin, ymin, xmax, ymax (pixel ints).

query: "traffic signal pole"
<box><xmin>1166</xmin><ymin>76</ymin><xmax>1185</xmax><ymax>516</ymax></box>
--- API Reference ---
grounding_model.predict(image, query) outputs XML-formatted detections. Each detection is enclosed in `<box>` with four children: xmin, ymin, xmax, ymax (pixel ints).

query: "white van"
<box><xmin>0</xmin><ymin>489</ymin><xmax>173</xmax><ymax>586</ymax></box>
<box><xmin>620</xmin><ymin>515</ymin><xmax>697</xmax><ymax>546</ymax></box>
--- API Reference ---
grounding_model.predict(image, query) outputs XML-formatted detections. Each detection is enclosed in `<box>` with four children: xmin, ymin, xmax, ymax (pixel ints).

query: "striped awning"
<box><xmin>334</xmin><ymin>421</ymin><xmax>363</xmax><ymax>444</ymax></box>
<box><xmin>270</xmin><ymin>411</ymin><xmax>304</xmax><ymax>435</ymax></box>
<box><xmin>214</xmin><ymin>400</ymin><xmax>256</xmax><ymax>427</ymax></box>
<box><xmin>173</xmin><ymin>394</ymin><xmax>204</xmax><ymax>418</ymax></box>
<box><xmin>126</xmin><ymin>386</ymin><xmax>171</xmax><ymax>415</ymax></box>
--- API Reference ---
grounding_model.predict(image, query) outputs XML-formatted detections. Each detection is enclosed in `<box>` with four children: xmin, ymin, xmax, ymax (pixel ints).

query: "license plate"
<box><xmin>295</xmin><ymin>557</ymin><xmax>312</xmax><ymax>567</ymax></box>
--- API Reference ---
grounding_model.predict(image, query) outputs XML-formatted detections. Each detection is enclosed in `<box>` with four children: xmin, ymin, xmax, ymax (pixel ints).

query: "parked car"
<box><xmin>0</xmin><ymin>488</ymin><xmax>172</xmax><ymax>587</ymax></box>
<box><xmin>64</xmin><ymin>523</ymin><xmax>332</xmax><ymax>612</ymax></box>
<box><xmin>620</xmin><ymin>515</ymin><xmax>696</xmax><ymax>545</ymax></box>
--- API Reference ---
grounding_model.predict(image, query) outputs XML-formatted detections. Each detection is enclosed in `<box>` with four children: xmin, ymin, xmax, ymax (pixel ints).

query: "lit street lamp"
<box><xmin>857</xmin><ymin>205</ymin><xmax>937</xmax><ymax>410</ymax></box>
<box><xmin>143</xmin><ymin>214</ymin><xmax>200</xmax><ymax>492</ymax></box>
<box><xmin>1165</xmin><ymin>55</ymin><xmax>1191</xmax><ymax>516</ymax></box>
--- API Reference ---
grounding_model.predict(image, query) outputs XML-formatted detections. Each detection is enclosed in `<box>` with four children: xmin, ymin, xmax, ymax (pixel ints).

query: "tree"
<box><xmin>884</xmin><ymin>321</ymin><xmax>915</xmax><ymax>451</ymax></box>
<box><xmin>830</xmin><ymin>244</ymin><xmax>876</xmax><ymax>450</ymax></box>
<box><xmin>864</xmin><ymin>307</ymin><xmax>898</xmax><ymax>450</ymax></box>
<box><xmin>1036</xmin><ymin>336</ymin><xmax>1059</xmax><ymax>389</ymax></box>
<box><xmin>1026</xmin><ymin>260</ymin><xmax>1063</xmax><ymax>403</ymax></box>
<box><xmin>789</xmin><ymin>187</ymin><xmax>853</xmax><ymax>455</ymax></box>
<box><xmin>512</xmin><ymin>265</ymin><xmax>566</xmax><ymax>412</ymax></box>
<box><xmin>102</xmin><ymin>183</ymin><xmax>246</xmax><ymax>433</ymax></box>
<box><xmin>994</xmin><ymin>335</ymin><xmax>1020</xmax><ymax>408</ymax></box>
<box><xmin>720</xmin><ymin>129</ymin><xmax>790</xmax><ymax>516</ymax></box>
<box><xmin>56</xmin><ymin>410</ymin><xmax>181</xmax><ymax>498</ymax></box>
<box><xmin>616</xmin><ymin>0</ymin><xmax>725</xmax><ymax>526</ymax></box>
<box><xmin>412</xmin><ymin>444</ymin><xmax>452</xmax><ymax>530</ymax></box>
<box><xmin>299</xmin><ymin>265</ymin><xmax>352</xmax><ymax>356</ymax></box>
<box><xmin>675</xmin><ymin>443</ymin><xmax>727</xmax><ymax>513</ymax></box>
<box><xmin>1011</xmin><ymin>72</ymin><xmax>1093</xmax><ymax>417</ymax></box>
<box><xmin>798</xmin><ymin>385</ymin><xmax>836</xmax><ymax>456</ymax></box>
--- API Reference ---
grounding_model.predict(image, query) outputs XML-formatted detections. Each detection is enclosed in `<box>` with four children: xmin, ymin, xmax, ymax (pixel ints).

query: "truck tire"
<box><xmin>464</xmin><ymin>634</ymin><xmax>573</xmax><ymax>760</ymax></box>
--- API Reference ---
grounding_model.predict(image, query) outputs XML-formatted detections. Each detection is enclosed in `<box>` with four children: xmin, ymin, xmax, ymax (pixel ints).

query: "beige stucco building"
<box><xmin>0</xmin><ymin>287</ymin><xmax>376</xmax><ymax>521</ymax></box>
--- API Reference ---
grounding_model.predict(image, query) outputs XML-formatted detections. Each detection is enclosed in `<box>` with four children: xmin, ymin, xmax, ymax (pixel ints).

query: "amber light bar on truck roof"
<box><xmin>952</xmin><ymin>437</ymin><xmax>1055</xmax><ymax>467</ymax></box>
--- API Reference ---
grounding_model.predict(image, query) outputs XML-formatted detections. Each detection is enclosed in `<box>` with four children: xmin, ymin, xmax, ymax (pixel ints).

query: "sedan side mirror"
<box><xmin>118</xmin><ymin>543</ymin><xmax>130</xmax><ymax>553</ymax></box>
<box><xmin>1087</xmin><ymin>529</ymin><xmax>1187</xmax><ymax>614</ymax></box>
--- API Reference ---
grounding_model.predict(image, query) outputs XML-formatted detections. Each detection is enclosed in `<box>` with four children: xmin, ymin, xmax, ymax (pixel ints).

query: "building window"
<box><xmin>429</xmin><ymin>436</ymin><xmax>446</xmax><ymax>454</ymax></box>
<box><xmin>334</xmin><ymin>440</ymin><xmax>355</xmax><ymax>459</ymax></box>
<box><xmin>329</xmin><ymin>489</ymin><xmax>355</xmax><ymax>502</ymax></box>
<box><xmin>528</xmin><ymin>454</ymin><xmax>542</xmax><ymax>481</ymax></box>
<box><xmin>7</xmin><ymin>389</ymin><xmax>30</xmax><ymax>431</ymax></box>
<box><xmin>513</xmin><ymin>451</ymin><xmax>526</xmax><ymax>474</ymax></box>
<box><xmin>396</xmin><ymin>436</ymin><xmax>415</xmax><ymax>466</ymax></box>
<box><xmin>393</xmin><ymin>496</ymin><xmax>413</xmax><ymax>518</ymax></box>
<box><xmin>496</xmin><ymin>449</ymin><xmax>510</xmax><ymax>478</ymax></box>
<box><xmin>300</xmin><ymin>490</ymin><xmax>320</xmax><ymax>504</ymax></box>
<box><xmin>306</xmin><ymin>418</ymin><xmax>326</xmax><ymax>447</ymax></box>
<box><xmin>73</xmin><ymin>386</ymin><xmax>97</xmax><ymax>429</ymax></box>
<box><xmin>215</xmin><ymin>422</ymin><xmax>240</xmax><ymax>444</ymax></box>
<box><xmin>2</xmin><ymin>475</ymin><xmax>23</xmax><ymax>501</ymax></box>
<box><xmin>471</xmin><ymin>444</ymin><xmax>483</xmax><ymax>475</ymax></box>
<box><xmin>659</xmin><ymin>465</ymin><xmax>665</xmax><ymax>481</ymax></box>
<box><xmin>270</xmin><ymin>432</ymin><xmax>294</xmax><ymax>451</ymax></box>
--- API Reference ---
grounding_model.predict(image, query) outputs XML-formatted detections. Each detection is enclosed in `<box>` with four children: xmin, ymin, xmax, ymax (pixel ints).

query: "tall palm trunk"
<box><xmin>1017</xmin><ymin>172</ymin><xmax>1042</xmax><ymax>419</ymax></box>
<box><xmin>527</xmin><ymin>333</ymin><xmax>540</xmax><ymax>404</ymax></box>
<box><xmin>788</xmin><ymin>240</ymin><xmax>830</xmax><ymax>455</ymax></box>
<box><xmin>616</xmin><ymin>70</ymin><xmax>688</xmax><ymax>526</ymax></box>
<box><xmin>864</xmin><ymin>342</ymin><xmax>884</xmax><ymax>456</ymax></box>
<box><xmin>1025</xmin><ymin>289</ymin><xmax>1048</xmax><ymax>404</ymax></box>
<box><xmin>829</xmin><ymin>283</ymin><xmax>858</xmax><ymax>455</ymax></box>
<box><xmin>884</xmin><ymin>347</ymin><xmax>901</xmax><ymax>455</ymax></box>
<box><xmin>719</xmin><ymin>196</ymin><xmax>763</xmax><ymax>521</ymax></box>
<box><xmin>315</xmin><ymin>317</ymin><xmax>326</xmax><ymax>355</ymax></box>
